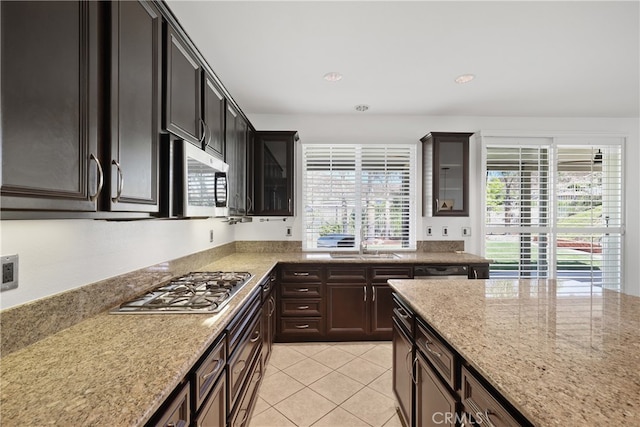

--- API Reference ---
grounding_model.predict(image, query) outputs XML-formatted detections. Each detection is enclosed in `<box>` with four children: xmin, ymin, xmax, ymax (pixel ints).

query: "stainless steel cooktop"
<box><xmin>111</xmin><ymin>271</ymin><xmax>252</xmax><ymax>314</ymax></box>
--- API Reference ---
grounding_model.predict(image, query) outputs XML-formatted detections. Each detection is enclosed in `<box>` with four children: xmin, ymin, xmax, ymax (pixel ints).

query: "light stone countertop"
<box><xmin>0</xmin><ymin>251</ymin><xmax>489</xmax><ymax>426</ymax></box>
<box><xmin>388</xmin><ymin>278</ymin><xmax>640</xmax><ymax>426</ymax></box>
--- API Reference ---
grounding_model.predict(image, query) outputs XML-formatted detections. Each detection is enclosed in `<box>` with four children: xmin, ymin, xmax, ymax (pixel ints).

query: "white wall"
<box><xmin>0</xmin><ymin>217</ymin><xmax>234</xmax><ymax>309</ymax></box>
<box><xmin>248</xmin><ymin>114</ymin><xmax>640</xmax><ymax>296</ymax></box>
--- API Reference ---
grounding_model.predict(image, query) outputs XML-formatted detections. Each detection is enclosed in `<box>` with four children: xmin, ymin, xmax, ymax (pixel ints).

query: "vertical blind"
<box><xmin>302</xmin><ymin>144</ymin><xmax>416</xmax><ymax>251</ymax></box>
<box><xmin>484</xmin><ymin>138</ymin><xmax>624</xmax><ymax>290</ymax></box>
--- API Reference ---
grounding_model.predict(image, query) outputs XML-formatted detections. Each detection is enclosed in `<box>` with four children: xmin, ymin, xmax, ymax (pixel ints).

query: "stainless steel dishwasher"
<box><xmin>413</xmin><ymin>265</ymin><xmax>469</xmax><ymax>279</ymax></box>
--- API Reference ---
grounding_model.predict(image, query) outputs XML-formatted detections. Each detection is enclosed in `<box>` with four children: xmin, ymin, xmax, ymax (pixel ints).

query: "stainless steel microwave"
<box><xmin>174</xmin><ymin>140</ymin><xmax>229</xmax><ymax>218</ymax></box>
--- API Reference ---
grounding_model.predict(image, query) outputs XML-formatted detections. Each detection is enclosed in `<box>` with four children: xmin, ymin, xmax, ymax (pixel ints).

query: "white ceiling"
<box><xmin>166</xmin><ymin>1</ymin><xmax>639</xmax><ymax>117</ymax></box>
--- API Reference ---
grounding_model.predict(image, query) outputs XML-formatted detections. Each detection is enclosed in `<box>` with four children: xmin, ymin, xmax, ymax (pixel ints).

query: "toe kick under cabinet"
<box><xmin>392</xmin><ymin>293</ymin><xmax>533</xmax><ymax>427</ymax></box>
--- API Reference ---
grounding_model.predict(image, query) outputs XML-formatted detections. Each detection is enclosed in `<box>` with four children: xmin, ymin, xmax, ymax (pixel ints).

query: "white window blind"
<box><xmin>484</xmin><ymin>138</ymin><xmax>624</xmax><ymax>290</ymax></box>
<box><xmin>302</xmin><ymin>144</ymin><xmax>416</xmax><ymax>251</ymax></box>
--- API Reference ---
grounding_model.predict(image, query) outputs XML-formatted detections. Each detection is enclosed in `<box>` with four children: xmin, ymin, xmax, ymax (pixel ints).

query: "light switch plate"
<box><xmin>1</xmin><ymin>254</ymin><xmax>19</xmax><ymax>291</ymax></box>
<box><xmin>442</xmin><ymin>226</ymin><xmax>449</xmax><ymax>236</ymax></box>
<box><xmin>426</xmin><ymin>226</ymin><xmax>433</xmax><ymax>237</ymax></box>
<box><xmin>462</xmin><ymin>227</ymin><xmax>471</xmax><ymax>237</ymax></box>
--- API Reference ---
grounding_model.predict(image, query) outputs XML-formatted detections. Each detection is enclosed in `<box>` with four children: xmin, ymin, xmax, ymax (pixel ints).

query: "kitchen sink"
<box><xmin>329</xmin><ymin>252</ymin><xmax>400</xmax><ymax>260</ymax></box>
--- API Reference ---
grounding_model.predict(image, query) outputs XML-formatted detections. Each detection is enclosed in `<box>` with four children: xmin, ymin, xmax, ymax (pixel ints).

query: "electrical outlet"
<box><xmin>286</xmin><ymin>226</ymin><xmax>292</xmax><ymax>237</ymax></box>
<box><xmin>442</xmin><ymin>226</ymin><xmax>449</xmax><ymax>236</ymax></box>
<box><xmin>462</xmin><ymin>227</ymin><xmax>471</xmax><ymax>237</ymax></box>
<box><xmin>426</xmin><ymin>226</ymin><xmax>433</xmax><ymax>237</ymax></box>
<box><xmin>1</xmin><ymin>254</ymin><xmax>19</xmax><ymax>291</ymax></box>
<box><xmin>209</xmin><ymin>230</ymin><xmax>214</xmax><ymax>243</ymax></box>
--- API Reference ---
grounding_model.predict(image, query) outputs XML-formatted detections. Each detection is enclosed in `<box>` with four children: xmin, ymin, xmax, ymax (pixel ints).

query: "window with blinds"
<box><xmin>302</xmin><ymin>144</ymin><xmax>416</xmax><ymax>251</ymax></box>
<box><xmin>484</xmin><ymin>138</ymin><xmax>624</xmax><ymax>290</ymax></box>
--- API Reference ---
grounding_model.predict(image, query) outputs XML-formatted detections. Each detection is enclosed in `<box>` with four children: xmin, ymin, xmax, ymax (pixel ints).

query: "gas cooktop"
<box><xmin>111</xmin><ymin>271</ymin><xmax>252</xmax><ymax>314</ymax></box>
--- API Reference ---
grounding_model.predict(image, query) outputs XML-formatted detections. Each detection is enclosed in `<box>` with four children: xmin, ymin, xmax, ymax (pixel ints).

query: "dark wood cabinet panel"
<box><xmin>226</xmin><ymin>105</ymin><xmax>248</xmax><ymax>216</ymax></box>
<box><xmin>371</xmin><ymin>283</ymin><xmax>394</xmax><ymax>337</ymax></box>
<box><xmin>253</xmin><ymin>131</ymin><xmax>297</xmax><ymax>216</ymax></box>
<box><xmin>151</xmin><ymin>381</ymin><xmax>190</xmax><ymax>427</ymax></box>
<box><xmin>195</xmin><ymin>375</ymin><xmax>226</xmax><ymax>427</ymax></box>
<box><xmin>164</xmin><ymin>24</ymin><xmax>202</xmax><ymax>144</ymax></box>
<box><xmin>392</xmin><ymin>319</ymin><xmax>413</xmax><ymax>427</ymax></box>
<box><xmin>1</xmin><ymin>0</ymin><xmax>100</xmax><ymax>211</ymax></box>
<box><xmin>416</xmin><ymin>351</ymin><xmax>458</xmax><ymax>427</ymax></box>
<box><xmin>203</xmin><ymin>73</ymin><xmax>225</xmax><ymax>159</ymax></box>
<box><xmin>326</xmin><ymin>284</ymin><xmax>368</xmax><ymax>337</ymax></box>
<box><xmin>108</xmin><ymin>0</ymin><xmax>161</xmax><ymax>212</ymax></box>
<box><xmin>421</xmin><ymin>132</ymin><xmax>473</xmax><ymax>217</ymax></box>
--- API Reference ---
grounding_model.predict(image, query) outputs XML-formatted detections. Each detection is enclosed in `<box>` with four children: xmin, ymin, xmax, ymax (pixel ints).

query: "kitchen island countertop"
<box><xmin>388</xmin><ymin>278</ymin><xmax>640</xmax><ymax>426</ymax></box>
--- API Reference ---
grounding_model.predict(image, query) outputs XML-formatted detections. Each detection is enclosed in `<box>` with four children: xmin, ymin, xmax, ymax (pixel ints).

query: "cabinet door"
<box><xmin>225</xmin><ymin>105</ymin><xmax>247</xmax><ymax>216</ymax></box>
<box><xmin>195</xmin><ymin>375</ymin><xmax>226</xmax><ymax>427</ymax></box>
<box><xmin>153</xmin><ymin>382</ymin><xmax>190</xmax><ymax>427</ymax></box>
<box><xmin>392</xmin><ymin>320</ymin><xmax>413</xmax><ymax>427</ymax></box>
<box><xmin>165</xmin><ymin>24</ymin><xmax>201</xmax><ymax>144</ymax></box>
<box><xmin>421</xmin><ymin>132</ymin><xmax>473</xmax><ymax>217</ymax></box>
<box><xmin>203</xmin><ymin>73</ymin><xmax>225</xmax><ymax>159</ymax></box>
<box><xmin>109</xmin><ymin>0</ymin><xmax>160</xmax><ymax>212</ymax></box>
<box><xmin>326</xmin><ymin>284</ymin><xmax>368</xmax><ymax>338</ymax></box>
<box><xmin>416</xmin><ymin>351</ymin><xmax>458</xmax><ymax>427</ymax></box>
<box><xmin>1</xmin><ymin>1</ymin><xmax>100</xmax><ymax>211</ymax></box>
<box><xmin>253</xmin><ymin>131</ymin><xmax>296</xmax><ymax>216</ymax></box>
<box><xmin>370</xmin><ymin>283</ymin><xmax>394</xmax><ymax>338</ymax></box>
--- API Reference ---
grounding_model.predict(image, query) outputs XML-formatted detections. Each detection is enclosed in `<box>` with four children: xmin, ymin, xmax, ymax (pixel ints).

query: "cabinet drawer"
<box><xmin>227</xmin><ymin>290</ymin><xmax>261</xmax><ymax>355</ymax></box>
<box><xmin>281</xmin><ymin>299</ymin><xmax>322</xmax><ymax>316</ymax></box>
<box><xmin>228</xmin><ymin>309</ymin><xmax>262</xmax><ymax>405</ymax></box>
<box><xmin>416</xmin><ymin>321</ymin><xmax>456</xmax><ymax>390</ymax></box>
<box><xmin>281</xmin><ymin>283</ymin><xmax>322</xmax><ymax>298</ymax></box>
<box><xmin>152</xmin><ymin>381</ymin><xmax>190</xmax><ymax>427</ymax></box>
<box><xmin>392</xmin><ymin>294</ymin><xmax>414</xmax><ymax>335</ymax></box>
<box><xmin>370</xmin><ymin>266</ymin><xmax>413</xmax><ymax>282</ymax></box>
<box><xmin>193</xmin><ymin>336</ymin><xmax>226</xmax><ymax>410</ymax></box>
<box><xmin>326</xmin><ymin>266</ymin><xmax>367</xmax><ymax>282</ymax></box>
<box><xmin>280</xmin><ymin>265</ymin><xmax>323</xmax><ymax>282</ymax></box>
<box><xmin>280</xmin><ymin>317</ymin><xmax>324</xmax><ymax>336</ymax></box>
<box><xmin>229</xmin><ymin>352</ymin><xmax>263</xmax><ymax>427</ymax></box>
<box><xmin>461</xmin><ymin>366</ymin><xmax>522</xmax><ymax>427</ymax></box>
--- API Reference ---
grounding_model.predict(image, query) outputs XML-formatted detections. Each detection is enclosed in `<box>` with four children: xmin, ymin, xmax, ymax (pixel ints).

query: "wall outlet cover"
<box><xmin>1</xmin><ymin>254</ymin><xmax>19</xmax><ymax>292</ymax></box>
<box><xmin>442</xmin><ymin>226</ymin><xmax>449</xmax><ymax>236</ymax></box>
<box><xmin>426</xmin><ymin>226</ymin><xmax>433</xmax><ymax>237</ymax></box>
<box><xmin>462</xmin><ymin>227</ymin><xmax>471</xmax><ymax>237</ymax></box>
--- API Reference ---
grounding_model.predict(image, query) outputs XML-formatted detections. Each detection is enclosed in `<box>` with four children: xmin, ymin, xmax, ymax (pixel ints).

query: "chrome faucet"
<box><xmin>359</xmin><ymin>227</ymin><xmax>367</xmax><ymax>255</ymax></box>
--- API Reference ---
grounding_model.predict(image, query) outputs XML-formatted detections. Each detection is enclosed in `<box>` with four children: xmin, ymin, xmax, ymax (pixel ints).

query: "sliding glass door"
<box><xmin>483</xmin><ymin>136</ymin><xmax>623</xmax><ymax>290</ymax></box>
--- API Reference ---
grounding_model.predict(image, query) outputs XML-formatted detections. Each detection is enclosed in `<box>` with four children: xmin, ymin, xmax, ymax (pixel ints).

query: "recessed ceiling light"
<box><xmin>323</xmin><ymin>72</ymin><xmax>343</xmax><ymax>82</ymax></box>
<box><xmin>355</xmin><ymin>104</ymin><xmax>369</xmax><ymax>112</ymax></box>
<box><xmin>454</xmin><ymin>74</ymin><xmax>475</xmax><ymax>84</ymax></box>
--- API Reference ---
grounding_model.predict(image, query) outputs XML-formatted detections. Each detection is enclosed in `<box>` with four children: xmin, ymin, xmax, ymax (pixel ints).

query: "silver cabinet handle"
<box><xmin>412</xmin><ymin>356</ymin><xmax>419</xmax><ymax>385</ymax></box>
<box><xmin>111</xmin><ymin>159</ymin><xmax>124</xmax><ymax>203</ymax></box>
<box><xmin>269</xmin><ymin>296</ymin><xmax>276</xmax><ymax>317</ymax></box>
<box><xmin>465</xmin><ymin>399</ymin><xmax>497</xmax><ymax>427</ymax></box>
<box><xmin>246</xmin><ymin>196</ymin><xmax>253</xmax><ymax>213</ymax></box>
<box><xmin>89</xmin><ymin>153</ymin><xmax>103</xmax><ymax>202</ymax></box>
<box><xmin>294</xmin><ymin>324</ymin><xmax>309</xmax><ymax>329</ymax></box>
<box><xmin>364</xmin><ymin>286</ymin><xmax>367</xmax><ymax>302</ymax></box>
<box><xmin>397</xmin><ymin>307</ymin><xmax>409</xmax><ymax>320</ymax></box>
<box><xmin>293</xmin><ymin>272</ymin><xmax>309</xmax><ymax>276</ymax></box>
<box><xmin>405</xmin><ymin>349</ymin><xmax>416</xmax><ymax>384</ymax></box>
<box><xmin>233</xmin><ymin>359</ymin><xmax>247</xmax><ymax>375</ymax></box>
<box><xmin>198</xmin><ymin>118</ymin><xmax>206</xmax><ymax>146</ymax></box>
<box><xmin>296</xmin><ymin>288</ymin><xmax>309</xmax><ymax>292</ymax></box>
<box><xmin>250</xmin><ymin>328</ymin><xmax>261</xmax><ymax>343</ymax></box>
<box><xmin>424</xmin><ymin>340</ymin><xmax>442</xmax><ymax>358</ymax></box>
<box><xmin>474</xmin><ymin>269</ymin><xmax>478</xmax><ymax>279</ymax></box>
<box><xmin>201</xmin><ymin>358</ymin><xmax>224</xmax><ymax>381</ymax></box>
<box><xmin>372</xmin><ymin>286</ymin><xmax>376</xmax><ymax>302</ymax></box>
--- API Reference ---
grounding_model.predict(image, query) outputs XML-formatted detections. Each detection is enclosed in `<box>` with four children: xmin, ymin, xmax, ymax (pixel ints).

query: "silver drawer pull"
<box><xmin>297</xmin><ymin>305</ymin><xmax>309</xmax><ymax>310</ymax></box>
<box><xmin>233</xmin><ymin>359</ymin><xmax>247</xmax><ymax>375</ymax></box>
<box><xmin>397</xmin><ymin>307</ymin><xmax>409</xmax><ymax>319</ymax></box>
<box><xmin>201</xmin><ymin>358</ymin><xmax>224</xmax><ymax>381</ymax></box>
<box><xmin>296</xmin><ymin>288</ymin><xmax>309</xmax><ymax>292</ymax></box>
<box><xmin>422</xmin><ymin>339</ymin><xmax>442</xmax><ymax>358</ymax></box>
<box><xmin>250</xmin><ymin>329</ymin><xmax>261</xmax><ymax>343</ymax></box>
<box><xmin>294</xmin><ymin>324</ymin><xmax>310</xmax><ymax>329</ymax></box>
<box><xmin>465</xmin><ymin>399</ymin><xmax>497</xmax><ymax>427</ymax></box>
<box><xmin>293</xmin><ymin>272</ymin><xmax>310</xmax><ymax>276</ymax></box>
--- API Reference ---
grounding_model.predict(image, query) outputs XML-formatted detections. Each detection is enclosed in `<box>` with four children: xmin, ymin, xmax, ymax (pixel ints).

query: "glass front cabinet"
<box><xmin>421</xmin><ymin>132</ymin><xmax>473</xmax><ymax>217</ymax></box>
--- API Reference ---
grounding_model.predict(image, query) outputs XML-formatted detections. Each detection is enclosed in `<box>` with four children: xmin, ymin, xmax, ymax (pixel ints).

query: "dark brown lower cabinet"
<box><xmin>371</xmin><ymin>283</ymin><xmax>394</xmax><ymax>337</ymax></box>
<box><xmin>392</xmin><ymin>319</ymin><xmax>413</xmax><ymax>427</ymax></box>
<box><xmin>326</xmin><ymin>283</ymin><xmax>368</xmax><ymax>337</ymax></box>
<box><xmin>195</xmin><ymin>375</ymin><xmax>226</xmax><ymax>427</ymax></box>
<box><xmin>229</xmin><ymin>354</ymin><xmax>263</xmax><ymax>427</ymax></box>
<box><xmin>416</xmin><ymin>351</ymin><xmax>457</xmax><ymax>427</ymax></box>
<box><xmin>152</xmin><ymin>382</ymin><xmax>190</xmax><ymax>427</ymax></box>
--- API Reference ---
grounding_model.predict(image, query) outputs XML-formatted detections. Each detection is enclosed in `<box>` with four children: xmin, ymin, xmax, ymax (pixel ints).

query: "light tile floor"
<box><xmin>250</xmin><ymin>342</ymin><xmax>403</xmax><ymax>427</ymax></box>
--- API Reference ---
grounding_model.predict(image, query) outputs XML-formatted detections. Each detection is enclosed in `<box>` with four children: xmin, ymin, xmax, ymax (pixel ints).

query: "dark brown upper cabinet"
<box><xmin>421</xmin><ymin>132</ymin><xmax>473</xmax><ymax>217</ymax></box>
<box><xmin>202</xmin><ymin>73</ymin><xmax>225</xmax><ymax>159</ymax></box>
<box><xmin>1</xmin><ymin>1</ymin><xmax>101</xmax><ymax>212</ymax></box>
<box><xmin>108</xmin><ymin>0</ymin><xmax>162</xmax><ymax>213</ymax></box>
<box><xmin>164</xmin><ymin>23</ymin><xmax>202</xmax><ymax>145</ymax></box>
<box><xmin>253</xmin><ymin>131</ymin><xmax>297</xmax><ymax>216</ymax></box>
<box><xmin>226</xmin><ymin>105</ymin><xmax>248</xmax><ymax>216</ymax></box>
